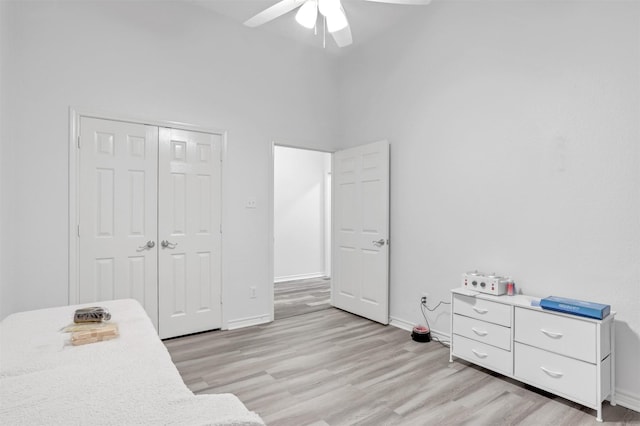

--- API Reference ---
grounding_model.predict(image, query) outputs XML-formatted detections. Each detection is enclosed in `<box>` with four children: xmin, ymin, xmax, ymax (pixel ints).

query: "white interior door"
<box><xmin>78</xmin><ymin>117</ymin><xmax>159</xmax><ymax>328</ymax></box>
<box><xmin>332</xmin><ymin>140</ymin><xmax>390</xmax><ymax>324</ymax></box>
<box><xmin>158</xmin><ymin>128</ymin><xmax>222</xmax><ymax>339</ymax></box>
<box><xmin>77</xmin><ymin>117</ymin><xmax>222</xmax><ymax>338</ymax></box>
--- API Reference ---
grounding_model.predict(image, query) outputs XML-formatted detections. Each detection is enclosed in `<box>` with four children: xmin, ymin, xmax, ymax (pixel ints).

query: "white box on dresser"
<box><xmin>449</xmin><ymin>288</ymin><xmax>616</xmax><ymax>422</ymax></box>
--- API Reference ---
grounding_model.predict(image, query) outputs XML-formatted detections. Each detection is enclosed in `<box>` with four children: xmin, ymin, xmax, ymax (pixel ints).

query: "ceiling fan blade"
<box><xmin>330</xmin><ymin>5</ymin><xmax>352</xmax><ymax>47</ymax></box>
<box><xmin>331</xmin><ymin>23</ymin><xmax>352</xmax><ymax>47</ymax></box>
<box><xmin>362</xmin><ymin>0</ymin><xmax>431</xmax><ymax>4</ymax></box>
<box><xmin>244</xmin><ymin>0</ymin><xmax>305</xmax><ymax>28</ymax></box>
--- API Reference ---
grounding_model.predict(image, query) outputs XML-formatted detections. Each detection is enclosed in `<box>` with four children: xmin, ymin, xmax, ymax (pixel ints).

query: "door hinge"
<box><xmin>77</xmin><ymin>224</ymin><xmax>80</xmax><ymax>237</ymax></box>
<box><xmin>77</xmin><ymin>135</ymin><xmax>81</xmax><ymax>149</ymax></box>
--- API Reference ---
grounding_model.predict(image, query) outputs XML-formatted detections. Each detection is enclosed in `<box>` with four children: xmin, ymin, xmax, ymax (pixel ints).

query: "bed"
<box><xmin>0</xmin><ymin>299</ymin><xmax>264</xmax><ymax>426</ymax></box>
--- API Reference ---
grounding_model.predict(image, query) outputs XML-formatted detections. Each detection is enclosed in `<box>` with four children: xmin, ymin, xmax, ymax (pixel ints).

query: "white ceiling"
<box><xmin>187</xmin><ymin>0</ymin><xmax>431</xmax><ymax>54</ymax></box>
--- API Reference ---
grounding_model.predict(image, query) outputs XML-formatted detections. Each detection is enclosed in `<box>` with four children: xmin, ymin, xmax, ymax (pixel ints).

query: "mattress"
<box><xmin>0</xmin><ymin>299</ymin><xmax>264</xmax><ymax>426</ymax></box>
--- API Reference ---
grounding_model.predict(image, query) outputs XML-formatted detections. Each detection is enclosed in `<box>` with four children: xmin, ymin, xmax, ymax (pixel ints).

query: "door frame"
<box><xmin>68</xmin><ymin>108</ymin><xmax>227</xmax><ymax>321</ymax></box>
<box><xmin>268</xmin><ymin>142</ymin><xmax>334</xmax><ymax>321</ymax></box>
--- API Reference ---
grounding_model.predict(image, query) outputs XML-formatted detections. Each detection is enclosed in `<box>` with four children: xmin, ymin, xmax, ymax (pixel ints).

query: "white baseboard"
<box><xmin>389</xmin><ymin>316</ymin><xmax>450</xmax><ymax>343</ymax></box>
<box><xmin>274</xmin><ymin>272</ymin><xmax>326</xmax><ymax>283</ymax></box>
<box><xmin>614</xmin><ymin>388</ymin><xmax>640</xmax><ymax>413</ymax></box>
<box><xmin>225</xmin><ymin>313</ymin><xmax>271</xmax><ymax>330</ymax></box>
<box><xmin>389</xmin><ymin>316</ymin><xmax>413</xmax><ymax>331</ymax></box>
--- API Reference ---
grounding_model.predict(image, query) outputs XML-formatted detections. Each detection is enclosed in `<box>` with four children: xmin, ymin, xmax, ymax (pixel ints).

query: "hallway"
<box><xmin>274</xmin><ymin>277</ymin><xmax>331</xmax><ymax>320</ymax></box>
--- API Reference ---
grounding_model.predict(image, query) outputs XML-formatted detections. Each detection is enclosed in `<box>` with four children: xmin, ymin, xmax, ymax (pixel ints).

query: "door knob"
<box><xmin>372</xmin><ymin>239</ymin><xmax>386</xmax><ymax>247</ymax></box>
<box><xmin>138</xmin><ymin>240</ymin><xmax>155</xmax><ymax>250</ymax></box>
<box><xmin>161</xmin><ymin>240</ymin><xmax>178</xmax><ymax>249</ymax></box>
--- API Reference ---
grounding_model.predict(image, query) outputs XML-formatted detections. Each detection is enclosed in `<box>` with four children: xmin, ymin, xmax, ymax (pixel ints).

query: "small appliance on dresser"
<box><xmin>449</xmin><ymin>278</ymin><xmax>615</xmax><ymax>422</ymax></box>
<box><xmin>461</xmin><ymin>271</ymin><xmax>512</xmax><ymax>296</ymax></box>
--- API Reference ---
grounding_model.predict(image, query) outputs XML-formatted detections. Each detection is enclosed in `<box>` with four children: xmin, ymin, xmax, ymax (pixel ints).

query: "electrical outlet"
<box><xmin>245</xmin><ymin>198</ymin><xmax>257</xmax><ymax>209</ymax></box>
<box><xmin>250</xmin><ymin>286</ymin><xmax>257</xmax><ymax>299</ymax></box>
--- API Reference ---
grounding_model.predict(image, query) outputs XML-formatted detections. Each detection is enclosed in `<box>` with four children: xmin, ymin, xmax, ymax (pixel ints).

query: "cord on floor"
<box><xmin>420</xmin><ymin>299</ymin><xmax>452</xmax><ymax>348</ymax></box>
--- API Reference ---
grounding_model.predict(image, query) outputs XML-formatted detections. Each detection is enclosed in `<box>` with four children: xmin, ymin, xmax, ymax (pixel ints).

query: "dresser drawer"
<box><xmin>453</xmin><ymin>294</ymin><xmax>511</xmax><ymax>327</ymax></box>
<box><xmin>453</xmin><ymin>314</ymin><xmax>511</xmax><ymax>350</ymax></box>
<box><xmin>514</xmin><ymin>307</ymin><xmax>596</xmax><ymax>363</ymax></box>
<box><xmin>515</xmin><ymin>343</ymin><xmax>597</xmax><ymax>407</ymax></box>
<box><xmin>452</xmin><ymin>334</ymin><xmax>512</xmax><ymax>376</ymax></box>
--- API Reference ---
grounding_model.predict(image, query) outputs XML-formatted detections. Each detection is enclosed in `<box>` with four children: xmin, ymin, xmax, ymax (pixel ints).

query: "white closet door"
<box><xmin>332</xmin><ymin>140</ymin><xmax>390</xmax><ymax>324</ymax></box>
<box><xmin>78</xmin><ymin>117</ymin><xmax>159</xmax><ymax>328</ymax></box>
<box><xmin>158</xmin><ymin>128</ymin><xmax>222</xmax><ymax>339</ymax></box>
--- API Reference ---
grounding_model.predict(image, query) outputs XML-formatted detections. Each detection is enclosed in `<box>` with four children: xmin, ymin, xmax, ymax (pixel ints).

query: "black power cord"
<box><xmin>420</xmin><ymin>299</ymin><xmax>452</xmax><ymax>348</ymax></box>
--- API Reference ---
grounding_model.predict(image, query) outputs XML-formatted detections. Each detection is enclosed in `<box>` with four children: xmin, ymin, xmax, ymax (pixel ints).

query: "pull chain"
<box><xmin>323</xmin><ymin>15</ymin><xmax>326</xmax><ymax>48</ymax></box>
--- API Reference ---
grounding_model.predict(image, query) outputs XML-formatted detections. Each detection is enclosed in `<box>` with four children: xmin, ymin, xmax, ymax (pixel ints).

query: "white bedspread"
<box><xmin>0</xmin><ymin>299</ymin><xmax>264</xmax><ymax>426</ymax></box>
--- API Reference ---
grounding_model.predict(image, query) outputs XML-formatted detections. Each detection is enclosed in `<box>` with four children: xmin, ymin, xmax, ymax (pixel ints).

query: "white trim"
<box><xmin>68</xmin><ymin>108</ymin><xmax>80</xmax><ymax>305</ymax></box>
<box><xmin>226</xmin><ymin>313</ymin><xmax>271</xmax><ymax>330</ymax></box>
<box><xmin>614</xmin><ymin>388</ymin><xmax>640</xmax><ymax>413</ymax></box>
<box><xmin>268</xmin><ymin>141</ymin><xmax>275</xmax><ymax>323</ymax></box>
<box><xmin>389</xmin><ymin>315</ymin><xmax>450</xmax><ymax>343</ymax></box>
<box><xmin>219</xmin><ymin>130</ymin><xmax>228</xmax><ymax>329</ymax></box>
<box><xmin>324</xmin><ymin>169</ymin><xmax>332</xmax><ymax>278</ymax></box>
<box><xmin>274</xmin><ymin>272</ymin><xmax>327</xmax><ymax>283</ymax></box>
<box><xmin>430</xmin><ymin>329</ymin><xmax>451</xmax><ymax>344</ymax></box>
<box><xmin>69</xmin><ymin>107</ymin><xmax>226</xmax><ymax>136</ymax></box>
<box><xmin>68</xmin><ymin>107</ymin><xmax>227</xmax><ymax>323</ymax></box>
<box><xmin>272</xmin><ymin>143</ymin><xmax>334</xmax><ymax>154</ymax></box>
<box><xmin>389</xmin><ymin>315</ymin><xmax>414</xmax><ymax>332</ymax></box>
<box><xmin>330</xmin><ymin>152</ymin><xmax>336</xmax><ymax>308</ymax></box>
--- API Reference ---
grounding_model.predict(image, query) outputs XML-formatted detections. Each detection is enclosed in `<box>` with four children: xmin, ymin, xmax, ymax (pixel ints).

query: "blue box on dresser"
<box><xmin>540</xmin><ymin>296</ymin><xmax>610</xmax><ymax>320</ymax></box>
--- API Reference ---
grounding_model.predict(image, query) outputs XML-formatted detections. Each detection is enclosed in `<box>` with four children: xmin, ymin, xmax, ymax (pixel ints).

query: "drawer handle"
<box><xmin>471</xmin><ymin>327</ymin><xmax>488</xmax><ymax>336</ymax></box>
<box><xmin>540</xmin><ymin>328</ymin><xmax>563</xmax><ymax>339</ymax></box>
<box><xmin>472</xmin><ymin>307</ymin><xmax>489</xmax><ymax>314</ymax></box>
<box><xmin>471</xmin><ymin>349</ymin><xmax>488</xmax><ymax>358</ymax></box>
<box><xmin>540</xmin><ymin>366</ymin><xmax>564</xmax><ymax>378</ymax></box>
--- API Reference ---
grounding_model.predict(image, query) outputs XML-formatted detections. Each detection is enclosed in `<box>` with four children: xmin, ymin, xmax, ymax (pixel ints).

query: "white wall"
<box><xmin>338</xmin><ymin>1</ymin><xmax>640</xmax><ymax>407</ymax></box>
<box><xmin>0</xmin><ymin>2</ymin><xmax>6</xmax><ymax>317</ymax></box>
<box><xmin>274</xmin><ymin>146</ymin><xmax>331</xmax><ymax>281</ymax></box>
<box><xmin>2</xmin><ymin>0</ymin><xmax>639</xmax><ymax>410</ymax></box>
<box><xmin>0</xmin><ymin>1</ymin><xmax>339</xmax><ymax>326</ymax></box>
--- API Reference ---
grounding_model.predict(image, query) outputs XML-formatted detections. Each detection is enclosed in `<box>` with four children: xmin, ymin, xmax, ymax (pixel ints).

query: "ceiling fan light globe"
<box><xmin>318</xmin><ymin>0</ymin><xmax>341</xmax><ymax>17</ymax></box>
<box><xmin>326</xmin><ymin>8</ymin><xmax>348</xmax><ymax>33</ymax></box>
<box><xmin>295</xmin><ymin>0</ymin><xmax>318</xmax><ymax>29</ymax></box>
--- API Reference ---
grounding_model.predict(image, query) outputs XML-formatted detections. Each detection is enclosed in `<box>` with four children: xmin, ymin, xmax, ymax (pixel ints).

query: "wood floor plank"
<box><xmin>165</xmin><ymin>307</ymin><xmax>640</xmax><ymax>425</ymax></box>
<box><xmin>274</xmin><ymin>277</ymin><xmax>331</xmax><ymax>320</ymax></box>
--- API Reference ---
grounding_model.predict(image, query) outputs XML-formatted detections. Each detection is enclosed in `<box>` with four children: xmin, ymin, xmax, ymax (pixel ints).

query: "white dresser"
<box><xmin>449</xmin><ymin>288</ymin><xmax>616</xmax><ymax>422</ymax></box>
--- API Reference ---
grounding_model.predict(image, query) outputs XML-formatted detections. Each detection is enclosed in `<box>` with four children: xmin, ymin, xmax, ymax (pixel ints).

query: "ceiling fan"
<box><xmin>244</xmin><ymin>0</ymin><xmax>431</xmax><ymax>48</ymax></box>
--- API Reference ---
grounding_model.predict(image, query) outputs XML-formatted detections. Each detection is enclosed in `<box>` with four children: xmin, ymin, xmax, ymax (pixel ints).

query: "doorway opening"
<box><xmin>272</xmin><ymin>145</ymin><xmax>332</xmax><ymax>320</ymax></box>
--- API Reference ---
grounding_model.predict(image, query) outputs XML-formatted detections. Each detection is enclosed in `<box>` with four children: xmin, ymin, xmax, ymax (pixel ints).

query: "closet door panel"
<box><xmin>158</xmin><ymin>128</ymin><xmax>222</xmax><ymax>339</ymax></box>
<box><xmin>78</xmin><ymin>118</ymin><xmax>159</xmax><ymax>328</ymax></box>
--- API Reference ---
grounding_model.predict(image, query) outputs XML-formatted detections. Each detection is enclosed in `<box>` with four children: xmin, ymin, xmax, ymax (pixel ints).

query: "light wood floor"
<box><xmin>164</xmin><ymin>308</ymin><xmax>639</xmax><ymax>425</ymax></box>
<box><xmin>274</xmin><ymin>277</ymin><xmax>331</xmax><ymax>320</ymax></box>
